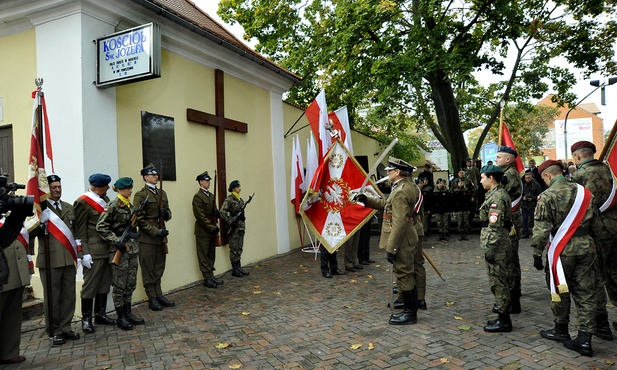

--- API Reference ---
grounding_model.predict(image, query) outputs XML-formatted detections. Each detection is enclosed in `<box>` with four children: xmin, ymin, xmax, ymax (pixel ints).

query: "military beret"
<box><xmin>88</xmin><ymin>173</ymin><xmax>111</xmax><ymax>187</ymax></box>
<box><xmin>480</xmin><ymin>165</ymin><xmax>503</xmax><ymax>174</ymax></box>
<box><xmin>497</xmin><ymin>145</ymin><xmax>518</xmax><ymax>158</ymax></box>
<box><xmin>457</xmin><ymin>179</ymin><xmax>465</xmax><ymax>184</ymax></box>
<box><xmin>228</xmin><ymin>180</ymin><xmax>241</xmax><ymax>192</ymax></box>
<box><xmin>458</xmin><ymin>169</ymin><xmax>465</xmax><ymax>173</ymax></box>
<box><xmin>47</xmin><ymin>174</ymin><xmax>61</xmax><ymax>184</ymax></box>
<box><xmin>384</xmin><ymin>157</ymin><xmax>416</xmax><ymax>172</ymax></box>
<box><xmin>196</xmin><ymin>171</ymin><xmax>211</xmax><ymax>181</ymax></box>
<box><xmin>140</xmin><ymin>163</ymin><xmax>158</xmax><ymax>176</ymax></box>
<box><xmin>538</xmin><ymin>159</ymin><xmax>563</xmax><ymax>174</ymax></box>
<box><xmin>114</xmin><ymin>177</ymin><xmax>133</xmax><ymax>189</ymax></box>
<box><xmin>418</xmin><ymin>177</ymin><xmax>427</xmax><ymax>181</ymax></box>
<box><xmin>570</xmin><ymin>140</ymin><xmax>596</xmax><ymax>154</ymax></box>
<box><xmin>436</xmin><ymin>178</ymin><xmax>445</xmax><ymax>184</ymax></box>
<box><xmin>465</xmin><ymin>157</ymin><xmax>473</xmax><ymax>161</ymax></box>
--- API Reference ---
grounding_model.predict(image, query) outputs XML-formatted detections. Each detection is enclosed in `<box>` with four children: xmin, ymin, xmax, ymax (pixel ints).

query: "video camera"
<box><xmin>0</xmin><ymin>173</ymin><xmax>34</xmax><ymax>214</ymax></box>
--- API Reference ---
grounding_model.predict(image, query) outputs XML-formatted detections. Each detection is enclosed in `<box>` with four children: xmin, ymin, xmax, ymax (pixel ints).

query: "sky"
<box><xmin>195</xmin><ymin>1</ymin><xmax>617</xmax><ymax>134</ymax></box>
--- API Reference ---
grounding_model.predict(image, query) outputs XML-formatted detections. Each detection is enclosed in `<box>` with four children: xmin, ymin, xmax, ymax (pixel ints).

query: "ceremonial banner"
<box><xmin>305</xmin><ymin>133</ymin><xmax>319</xmax><ymax>188</ymax></box>
<box><xmin>290</xmin><ymin>135</ymin><xmax>305</xmax><ymax>213</ymax></box>
<box><xmin>500</xmin><ymin>122</ymin><xmax>525</xmax><ymax>174</ymax></box>
<box><xmin>305</xmin><ymin>90</ymin><xmax>331</xmax><ymax>159</ymax></box>
<box><xmin>600</xmin><ymin>129</ymin><xmax>617</xmax><ymax>212</ymax></box>
<box><xmin>300</xmin><ymin>140</ymin><xmax>380</xmax><ymax>253</ymax></box>
<box><xmin>328</xmin><ymin>106</ymin><xmax>353</xmax><ymax>155</ymax></box>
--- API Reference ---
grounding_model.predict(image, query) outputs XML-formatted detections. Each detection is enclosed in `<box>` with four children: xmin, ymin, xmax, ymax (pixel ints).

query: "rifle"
<box><xmin>207</xmin><ymin>170</ymin><xmax>221</xmax><ymax>246</ymax></box>
<box><xmin>227</xmin><ymin>193</ymin><xmax>255</xmax><ymax>235</ymax></box>
<box><xmin>159</xmin><ymin>160</ymin><xmax>168</xmax><ymax>255</ymax></box>
<box><xmin>112</xmin><ymin>196</ymin><xmax>148</xmax><ymax>265</ymax></box>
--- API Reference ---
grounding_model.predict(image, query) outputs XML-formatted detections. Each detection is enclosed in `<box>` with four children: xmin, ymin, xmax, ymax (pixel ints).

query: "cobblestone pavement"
<box><xmin>7</xmin><ymin>233</ymin><xmax>617</xmax><ymax>369</ymax></box>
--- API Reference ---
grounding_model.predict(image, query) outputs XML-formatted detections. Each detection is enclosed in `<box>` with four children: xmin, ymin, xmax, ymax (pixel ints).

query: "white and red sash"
<box><xmin>41</xmin><ymin>208</ymin><xmax>78</xmax><ymax>263</ymax></box>
<box><xmin>599</xmin><ymin>178</ymin><xmax>617</xmax><ymax>213</ymax></box>
<box><xmin>511</xmin><ymin>179</ymin><xmax>523</xmax><ymax>212</ymax></box>
<box><xmin>547</xmin><ymin>184</ymin><xmax>592</xmax><ymax>302</ymax></box>
<box><xmin>414</xmin><ymin>186</ymin><xmax>423</xmax><ymax>214</ymax></box>
<box><xmin>78</xmin><ymin>191</ymin><xmax>107</xmax><ymax>214</ymax></box>
<box><xmin>0</xmin><ymin>218</ymin><xmax>33</xmax><ymax>269</ymax></box>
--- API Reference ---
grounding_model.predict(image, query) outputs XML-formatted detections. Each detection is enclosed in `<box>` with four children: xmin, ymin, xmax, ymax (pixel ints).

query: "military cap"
<box><xmin>196</xmin><ymin>171</ymin><xmax>211</xmax><ymax>181</ymax></box>
<box><xmin>47</xmin><ymin>174</ymin><xmax>61</xmax><ymax>184</ymax></box>
<box><xmin>465</xmin><ymin>157</ymin><xmax>473</xmax><ymax>162</ymax></box>
<box><xmin>570</xmin><ymin>140</ymin><xmax>596</xmax><ymax>154</ymax></box>
<box><xmin>457</xmin><ymin>178</ymin><xmax>465</xmax><ymax>184</ymax></box>
<box><xmin>480</xmin><ymin>165</ymin><xmax>503</xmax><ymax>174</ymax></box>
<box><xmin>497</xmin><ymin>145</ymin><xmax>518</xmax><ymax>158</ymax></box>
<box><xmin>423</xmin><ymin>163</ymin><xmax>432</xmax><ymax>168</ymax></box>
<box><xmin>228</xmin><ymin>180</ymin><xmax>241</xmax><ymax>192</ymax></box>
<box><xmin>114</xmin><ymin>177</ymin><xmax>133</xmax><ymax>189</ymax></box>
<box><xmin>384</xmin><ymin>157</ymin><xmax>416</xmax><ymax>172</ymax></box>
<box><xmin>418</xmin><ymin>177</ymin><xmax>427</xmax><ymax>182</ymax></box>
<box><xmin>538</xmin><ymin>159</ymin><xmax>563</xmax><ymax>174</ymax></box>
<box><xmin>140</xmin><ymin>163</ymin><xmax>158</xmax><ymax>176</ymax></box>
<box><xmin>88</xmin><ymin>173</ymin><xmax>111</xmax><ymax>187</ymax></box>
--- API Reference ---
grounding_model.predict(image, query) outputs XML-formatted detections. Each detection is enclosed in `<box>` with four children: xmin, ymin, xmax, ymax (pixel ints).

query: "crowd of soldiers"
<box><xmin>0</xmin><ymin>164</ymin><xmax>249</xmax><ymax>364</ymax></box>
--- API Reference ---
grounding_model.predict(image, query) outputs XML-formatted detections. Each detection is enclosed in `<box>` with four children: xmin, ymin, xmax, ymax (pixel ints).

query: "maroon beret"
<box><xmin>570</xmin><ymin>140</ymin><xmax>596</xmax><ymax>154</ymax></box>
<box><xmin>538</xmin><ymin>159</ymin><xmax>563</xmax><ymax>174</ymax></box>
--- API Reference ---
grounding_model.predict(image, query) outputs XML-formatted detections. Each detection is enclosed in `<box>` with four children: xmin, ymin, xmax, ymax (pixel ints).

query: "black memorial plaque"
<box><xmin>141</xmin><ymin>111</ymin><xmax>176</xmax><ymax>181</ymax></box>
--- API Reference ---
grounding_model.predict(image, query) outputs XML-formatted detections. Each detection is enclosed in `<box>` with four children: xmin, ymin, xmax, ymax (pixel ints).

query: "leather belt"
<box><xmin>383</xmin><ymin>214</ymin><xmax>414</xmax><ymax>222</ymax></box>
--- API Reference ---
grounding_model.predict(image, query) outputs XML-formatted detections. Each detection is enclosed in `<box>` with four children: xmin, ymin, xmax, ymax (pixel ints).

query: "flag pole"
<box><xmin>35</xmin><ymin>78</ymin><xmax>55</xmax><ymax>342</ymax></box>
<box><xmin>600</xmin><ymin>118</ymin><xmax>617</xmax><ymax>161</ymax></box>
<box><xmin>498</xmin><ymin>100</ymin><xmax>505</xmax><ymax>145</ymax></box>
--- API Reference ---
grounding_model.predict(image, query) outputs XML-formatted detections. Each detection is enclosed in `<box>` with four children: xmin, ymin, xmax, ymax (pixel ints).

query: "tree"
<box><xmin>218</xmin><ymin>0</ymin><xmax>617</xmax><ymax>168</ymax></box>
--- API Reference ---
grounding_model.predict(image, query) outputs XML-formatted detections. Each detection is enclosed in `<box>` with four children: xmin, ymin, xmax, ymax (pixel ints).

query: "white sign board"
<box><xmin>554</xmin><ymin>117</ymin><xmax>593</xmax><ymax>159</ymax></box>
<box><xmin>96</xmin><ymin>23</ymin><xmax>161</xmax><ymax>88</ymax></box>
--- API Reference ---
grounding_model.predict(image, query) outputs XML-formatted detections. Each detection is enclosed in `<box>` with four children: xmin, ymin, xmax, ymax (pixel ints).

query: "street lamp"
<box><xmin>563</xmin><ymin>77</ymin><xmax>617</xmax><ymax>160</ymax></box>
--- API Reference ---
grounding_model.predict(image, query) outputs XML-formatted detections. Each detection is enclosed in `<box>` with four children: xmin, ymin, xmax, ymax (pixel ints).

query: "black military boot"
<box><xmin>458</xmin><ymin>233</ymin><xmax>465</xmax><ymax>241</ymax></box>
<box><xmin>125</xmin><ymin>303</ymin><xmax>145</xmax><ymax>325</ymax></box>
<box><xmin>443</xmin><ymin>233</ymin><xmax>450</xmax><ymax>241</ymax></box>
<box><xmin>81</xmin><ymin>298</ymin><xmax>95</xmax><ymax>334</ymax></box>
<box><xmin>418</xmin><ymin>299</ymin><xmax>427</xmax><ymax>310</ymax></box>
<box><xmin>237</xmin><ymin>261</ymin><xmax>250</xmax><ymax>276</ymax></box>
<box><xmin>231</xmin><ymin>261</ymin><xmax>244</xmax><ymax>277</ymax></box>
<box><xmin>484</xmin><ymin>312</ymin><xmax>512</xmax><ymax>332</ymax></box>
<box><xmin>462</xmin><ymin>233</ymin><xmax>469</xmax><ymax>240</ymax></box>
<box><xmin>510</xmin><ymin>288</ymin><xmax>521</xmax><ymax>314</ymax></box>
<box><xmin>595</xmin><ymin>312</ymin><xmax>613</xmax><ymax>341</ymax></box>
<box><xmin>563</xmin><ymin>331</ymin><xmax>593</xmax><ymax>357</ymax></box>
<box><xmin>389</xmin><ymin>290</ymin><xmax>418</xmax><ymax>325</ymax></box>
<box><xmin>94</xmin><ymin>294</ymin><xmax>117</xmax><ymax>325</ymax></box>
<box><xmin>115</xmin><ymin>306</ymin><xmax>134</xmax><ymax>331</ymax></box>
<box><xmin>438</xmin><ymin>233</ymin><xmax>444</xmax><ymax>241</ymax></box>
<box><xmin>540</xmin><ymin>323</ymin><xmax>571</xmax><ymax>341</ymax></box>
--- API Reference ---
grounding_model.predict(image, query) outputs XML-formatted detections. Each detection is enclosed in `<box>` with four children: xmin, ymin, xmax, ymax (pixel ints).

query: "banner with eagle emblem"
<box><xmin>300</xmin><ymin>140</ymin><xmax>381</xmax><ymax>253</ymax></box>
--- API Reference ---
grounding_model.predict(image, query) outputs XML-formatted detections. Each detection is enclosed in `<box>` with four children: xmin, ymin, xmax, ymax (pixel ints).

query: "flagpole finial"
<box><xmin>35</xmin><ymin>78</ymin><xmax>44</xmax><ymax>90</ymax></box>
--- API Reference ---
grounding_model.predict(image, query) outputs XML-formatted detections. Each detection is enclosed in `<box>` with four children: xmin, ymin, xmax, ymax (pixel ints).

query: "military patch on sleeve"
<box><xmin>490</xmin><ymin>203</ymin><xmax>497</xmax><ymax>209</ymax></box>
<box><xmin>489</xmin><ymin>212</ymin><xmax>499</xmax><ymax>223</ymax></box>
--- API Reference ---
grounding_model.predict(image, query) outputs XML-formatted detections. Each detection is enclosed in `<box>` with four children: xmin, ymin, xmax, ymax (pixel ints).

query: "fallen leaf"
<box><xmin>305</xmin><ymin>323</ymin><xmax>312</xmax><ymax>327</ymax></box>
<box><xmin>345</xmin><ymin>305</ymin><xmax>352</xmax><ymax>308</ymax></box>
<box><xmin>368</xmin><ymin>343</ymin><xmax>374</xmax><ymax>350</ymax></box>
<box><xmin>304</xmin><ymin>269</ymin><xmax>309</xmax><ymax>272</ymax></box>
<box><xmin>255</xmin><ymin>265</ymin><xmax>262</xmax><ymax>270</ymax></box>
<box><xmin>293</xmin><ymin>271</ymin><xmax>298</xmax><ymax>274</ymax></box>
<box><xmin>367</xmin><ymin>275</ymin><xmax>373</xmax><ymax>278</ymax></box>
<box><xmin>273</xmin><ymin>291</ymin><xmax>281</xmax><ymax>295</ymax></box>
<box><xmin>253</xmin><ymin>291</ymin><xmax>262</xmax><ymax>294</ymax></box>
<box><xmin>445</xmin><ymin>301</ymin><xmax>455</xmax><ymax>306</ymax></box>
<box><xmin>474</xmin><ymin>262</ymin><xmax>480</xmax><ymax>265</ymax></box>
<box><xmin>229</xmin><ymin>365</ymin><xmax>242</xmax><ymax>369</ymax></box>
<box><xmin>299</xmin><ymin>264</ymin><xmax>304</xmax><ymax>267</ymax></box>
<box><xmin>241</xmin><ymin>312</ymin><xmax>250</xmax><ymax>316</ymax></box>
<box><xmin>440</xmin><ymin>358</ymin><xmax>449</xmax><ymax>363</ymax></box>
<box><xmin>454</xmin><ymin>316</ymin><xmax>463</xmax><ymax>320</ymax></box>
<box><xmin>350</xmin><ymin>279</ymin><xmax>358</xmax><ymax>283</ymax></box>
<box><xmin>606</xmin><ymin>360</ymin><xmax>615</xmax><ymax>365</ymax></box>
<box><xmin>522</xmin><ymin>268</ymin><xmax>529</xmax><ymax>272</ymax></box>
<box><xmin>350</xmin><ymin>344</ymin><xmax>362</xmax><ymax>349</ymax></box>
<box><xmin>216</xmin><ymin>343</ymin><xmax>232</xmax><ymax>349</ymax></box>
<box><xmin>458</xmin><ymin>325</ymin><xmax>471</xmax><ymax>330</ymax></box>
<box><xmin>375</xmin><ymin>264</ymin><xmax>381</xmax><ymax>267</ymax></box>
<box><xmin>254</xmin><ymin>286</ymin><xmax>260</xmax><ymax>289</ymax></box>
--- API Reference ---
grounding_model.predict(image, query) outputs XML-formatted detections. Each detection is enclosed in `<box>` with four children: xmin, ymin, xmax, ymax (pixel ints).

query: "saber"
<box><xmin>423</xmin><ymin>249</ymin><xmax>445</xmax><ymax>282</ymax></box>
<box><xmin>358</xmin><ymin>137</ymin><xmax>398</xmax><ymax>193</ymax></box>
<box><xmin>389</xmin><ymin>265</ymin><xmax>394</xmax><ymax>310</ymax></box>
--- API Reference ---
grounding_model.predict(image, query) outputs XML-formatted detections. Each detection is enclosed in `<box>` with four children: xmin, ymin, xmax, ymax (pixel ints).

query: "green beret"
<box><xmin>114</xmin><ymin>177</ymin><xmax>133</xmax><ymax>189</ymax></box>
<box><xmin>228</xmin><ymin>180</ymin><xmax>241</xmax><ymax>192</ymax></box>
<box><xmin>480</xmin><ymin>165</ymin><xmax>503</xmax><ymax>174</ymax></box>
<box><xmin>497</xmin><ymin>145</ymin><xmax>518</xmax><ymax>158</ymax></box>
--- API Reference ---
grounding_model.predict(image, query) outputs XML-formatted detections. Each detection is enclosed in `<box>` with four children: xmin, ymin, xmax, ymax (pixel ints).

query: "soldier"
<box><xmin>418</xmin><ymin>163</ymin><xmax>434</xmax><ymax>188</ymax></box>
<box><xmin>464</xmin><ymin>158</ymin><xmax>480</xmax><ymax>192</ymax></box>
<box><xmin>528</xmin><ymin>159</ymin><xmax>547</xmax><ymax>191</ymax></box>
<box><xmin>192</xmin><ymin>171</ymin><xmax>223</xmax><ymax>288</ymax></box>
<box><xmin>30</xmin><ymin>174</ymin><xmax>80</xmax><ymax>346</ymax></box>
<box><xmin>342</xmin><ymin>232</ymin><xmax>363</xmax><ymax>272</ymax></box>
<box><xmin>433</xmin><ymin>178</ymin><xmax>450</xmax><ymax>241</ymax></box>
<box><xmin>221</xmin><ymin>180</ymin><xmax>249</xmax><ymax>277</ymax></box>
<box><xmin>319</xmin><ymin>245</ymin><xmax>346</xmax><ymax>278</ymax></box>
<box><xmin>450</xmin><ymin>169</ymin><xmax>473</xmax><ymax>191</ymax></box>
<box><xmin>478</xmin><ymin>165</ymin><xmax>514</xmax><ymax>332</ymax></box>
<box><xmin>570</xmin><ymin>140</ymin><xmax>615</xmax><ymax>340</ymax></box>
<box><xmin>452</xmin><ymin>178</ymin><xmax>472</xmax><ymax>240</ymax></box>
<box><xmin>495</xmin><ymin>146</ymin><xmax>523</xmax><ymax>314</ymax></box>
<box><xmin>133</xmin><ymin>164</ymin><xmax>175</xmax><ymax>311</ymax></box>
<box><xmin>74</xmin><ymin>173</ymin><xmax>116</xmax><ymax>334</ymax></box>
<box><xmin>521</xmin><ymin>171</ymin><xmax>541</xmax><ymax>239</ymax></box>
<box><xmin>532</xmin><ymin>159</ymin><xmax>602</xmax><ymax>357</ymax></box>
<box><xmin>355</xmin><ymin>157</ymin><xmax>420</xmax><ymax>325</ymax></box>
<box><xmin>419</xmin><ymin>178</ymin><xmax>433</xmax><ymax>238</ymax></box>
<box><xmin>96</xmin><ymin>177</ymin><xmax>145</xmax><ymax>330</ymax></box>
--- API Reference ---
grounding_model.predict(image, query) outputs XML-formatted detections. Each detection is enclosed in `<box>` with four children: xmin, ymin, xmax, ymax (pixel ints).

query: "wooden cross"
<box><xmin>187</xmin><ymin>69</ymin><xmax>248</xmax><ymax>214</ymax></box>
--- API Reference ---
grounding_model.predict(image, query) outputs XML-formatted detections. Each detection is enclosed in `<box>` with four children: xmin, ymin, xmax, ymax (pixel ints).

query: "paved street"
<box><xmin>8</xmin><ymin>233</ymin><xmax>617</xmax><ymax>369</ymax></box>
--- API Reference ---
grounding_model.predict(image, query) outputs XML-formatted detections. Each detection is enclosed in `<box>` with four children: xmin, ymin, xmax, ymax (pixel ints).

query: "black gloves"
<box><xmin>213</xmin><ymin>210</ymin><xmax>220</xmax><ymax>218</ymax></box>
<box><xmin>533</xmin><ymin>255</ymin><xmax>544</xmax><ymax>271</ymax></box>
<box><xmin>115</xmin><ymin>240</ymin><xmax>126</xmax><ymax>251</ymax></box>
<box><xmin>160</xmin><ymin>208</ymin><xmax>170</xmax><ymax>221</ymax></box>
<box><xmin>353</xmin><ymin>193</ymin><xmax>368</xmax><ymax>203</ymax></box>
<box><xmin>211</xmin><ymin>226</ymin><xmax>220</xmax><ymax>235</ymax></box>
<box><xmin>128</xmin><ymin>231</ymin><xmax>140</xmax><ymax>240</ymax></box>
<box><xmin>484</xmin><ymin>252</ymin><xmax>496</xmax><ymax>264</ymax></box>
<box><xmin>157</xmin><ymin>228</ymin><xmax>169</xmax><ymax>237</ymax></box>
<box><xmin>386</xmin><ymin>252</ymin><xmax>397</xmax><ymax>264</ymax></box>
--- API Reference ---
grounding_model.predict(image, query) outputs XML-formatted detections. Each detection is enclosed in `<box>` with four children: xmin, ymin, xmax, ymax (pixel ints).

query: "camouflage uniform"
<box><xmin>572</xmin><ymin>158</ymin><xmax>617</xmax><ymax>334</ymax></box>
<box><xmin>479</xmin><ymin>185</ymin><xmax>514</xmax><ymax>313</ymax></box>
<box><xmin>221</xmin><ymin>194</ymin><xmax>246</xmax><ymax>263</ymax></box>
<box><xmin>96</xmin><ymin>198</ymin><xmax>139</xmax><ymax>308</ymax></box>
<box><xmin>501</xmin><ymin>163</ymin><xmax>523</xmax><ymax>297</ymax></box>
<box><xmin>531</xmin><ymin>176</ymin><xmax>602</xmax><ymax>334</ymax></box>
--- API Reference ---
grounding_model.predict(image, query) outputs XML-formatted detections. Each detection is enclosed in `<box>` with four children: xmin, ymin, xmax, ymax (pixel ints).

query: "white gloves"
<box><xmin>82</xmin><ymin>254</ymin><xmax>93</xmax><ymax>269</ymax></box>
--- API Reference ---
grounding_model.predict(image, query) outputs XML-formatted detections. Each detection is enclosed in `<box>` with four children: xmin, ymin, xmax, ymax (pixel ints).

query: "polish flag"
<box><xmin>290</xmin><ymin>135</ymin><xmax>305</xmax><ymax>213</ymax></box>
<box><xmin>328</xmin><ymin>106</ymin><xmax>353</xmax><ymax>155</ymax></box>
<box><xmin>500</xmin><ymin>122</ymin><xmax>525</xmax><ymax>175</ymax></box>
<box><xmin>305</xmin><ymin>90</ymin><xmax>332</xmax><ymax>160</ymax></box>
<box><xmin>305</xmin><ymin>133</ymin><xmax>319</xmax><ymax>190</ymax></box>
<box><xmin>600</xmin><ymin>132</ymin><xmax>617</xmax><ymax>212</ymax></box>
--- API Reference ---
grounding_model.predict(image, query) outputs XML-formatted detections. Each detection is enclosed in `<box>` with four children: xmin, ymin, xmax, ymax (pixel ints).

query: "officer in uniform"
<box><xmin>221</xmin><ymin>180</ymin><xmax>250</xmax><ymax>277</ymax></box>
<box><xmin>74</xmin><ymin>173</ymin><xmax>116</xmax><ymax>334</ymax></box>
<box><xmin>192</xmin><ymin>171</ymin><xmax>224</xmax><ymax>288</ymax></box>
<box><xmin>532</xmin><ymin>159</ymin><xmax>602</xmax><ymax>357</ymax></box>
<box><xmin>356</xmin><ymin>157</ymin><xmax>420</xmax><ymax>325</ymax></box>
<box><xmin>570</xmin><ymin>140</ymin><xmax>615</xmax><ymax>340</ymax></box>
<box><xmin>464</xmin><ymin>157</ymin><xmax>480</xmax><ymax>203</ymax></box>
<box><xmin>30</xmin><ymin>174</ymin><xmax>80</xmax><ymax>345</ymax></box>
<box><xmin>495</xmin><ymin>146</ymin><xmax>523</xmax><ymax>314</ymax></box>
<box><xmin>133</xmin><ymin>164</ymin><xmax>175</xmax><ymax>311</ymax></box>
<box><xmin>96</xmin><ymin>177</ymin><xmax>145</xmax><ymax>330</ymax></box>
<box><xmin>433</xmin><ymin>178</ymin><xmax>450</xmax><ymax>241</ymax></box>
<box><xmin>478</xmin><ymin>165</ymin><xmax>514</xmax><ymax>332</ymax></box>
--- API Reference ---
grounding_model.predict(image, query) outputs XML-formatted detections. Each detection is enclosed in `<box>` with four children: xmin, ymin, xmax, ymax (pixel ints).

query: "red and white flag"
<box><xmin>328</xmin><ymin>106</ymin><xmax>353</xmax><ymax>155</ymax></box>
<box><xmin>290</xmin><ymin>135</ymin><xmax>305</xmax><ymax>213</ymax></box>
<box><xmin>305</xmin><ymin>89</ymin><xmax>332</xmax><ymax>160</ymax></box>
<box><xmin>500</xmin><ymin>122</ymin><xmax>525</xmax><ymax>174</ymax></box>
<box><xmin>600</xmin><ymin>134</ymin><xmax>617</xmax><ymax>212</ymax></box>
<box><xmin>25</xmin><ymin>89</ymin><xmax>55</xmax><ymax>232</ymax></box>
<box><xmin>300</xmin><ymin>140</ymin><xmax>380</xmax><ymax>253</ymax></box>
<box><xmin>305</xmin><ymin>133</ymin><xmax>319</xmax><ymax>189</ymax></box>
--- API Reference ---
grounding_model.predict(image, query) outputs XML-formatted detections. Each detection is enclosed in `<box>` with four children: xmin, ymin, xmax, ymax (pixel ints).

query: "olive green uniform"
<box><xmin>501</xmin><ymin>163</ymin><xmax>523</xmax><ymax>294</ymax></box>
<box><xmin>193</xmin><ymin>189</ymin><xmax>218</xmax><ymax>279</ymax></box>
